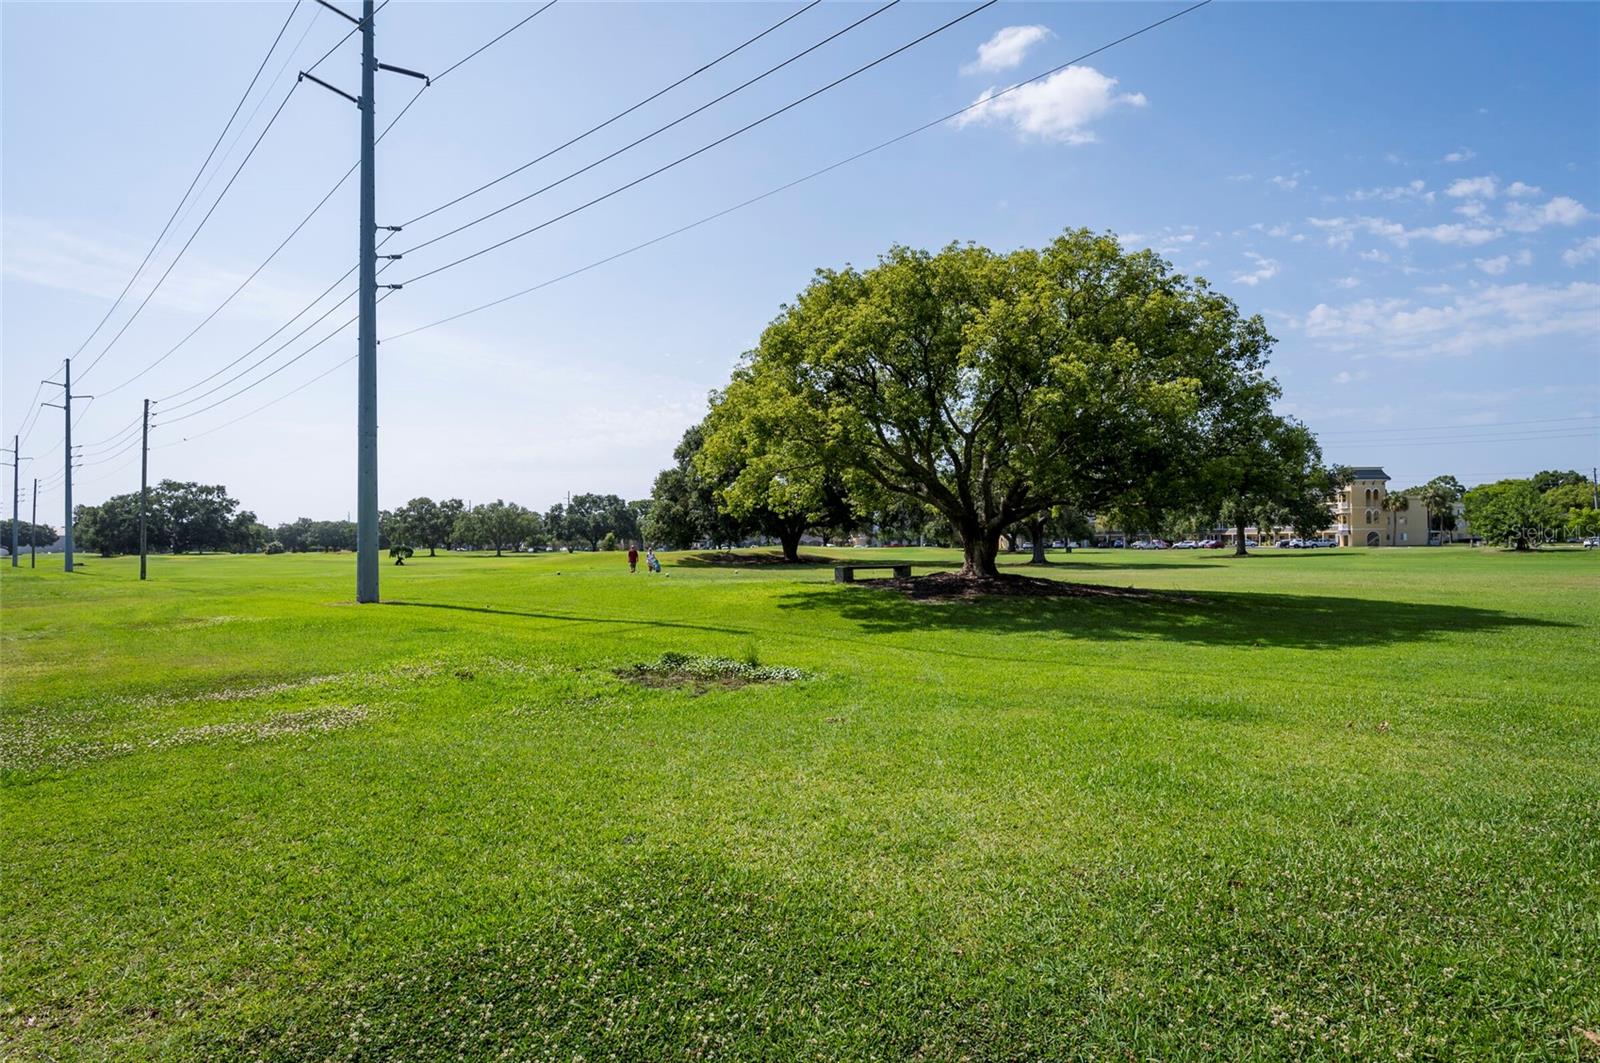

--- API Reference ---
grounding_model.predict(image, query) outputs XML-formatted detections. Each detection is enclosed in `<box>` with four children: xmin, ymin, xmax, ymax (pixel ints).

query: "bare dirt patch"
<box><xmin>872</xmin><ymin>571</ymin><xmax>1197</xmax><ymax>603</ymax></box>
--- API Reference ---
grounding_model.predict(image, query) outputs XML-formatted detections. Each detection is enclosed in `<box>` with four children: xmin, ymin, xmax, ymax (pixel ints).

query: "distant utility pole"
<box><xmin>1592</xmin><ymin>467</ymin><xmax>1598</xmax><ymax>511</ymax></box>
<box><xmin>139</xmin><ymin>398</ymin><xmax>150</xmax><ymax>581</ymax></box>
<box><xmin>42</xmin><ymin>358</ymin><xmax>89</xmax><ymax>573</ymax></box>
<box><xmin>30</xmin><ymin>478</ymin><xmax>37</xmax><ymax>567</ymax></box>
<box><xmin>300</xmin><ymin>0</ymin><xmax>426</xmax><ymax>604</ymax></box>
<box><xmin>4</xmin><ymin>433</ymin><xmax>26</xmax><ymax>567</ymax></box>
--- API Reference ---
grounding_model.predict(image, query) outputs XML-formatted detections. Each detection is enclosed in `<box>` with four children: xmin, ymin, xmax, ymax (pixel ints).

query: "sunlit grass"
<box><xmin>3</xmin><ymin>545</ymin><xmax>1597</xmax><ymax>1059</ymax></box>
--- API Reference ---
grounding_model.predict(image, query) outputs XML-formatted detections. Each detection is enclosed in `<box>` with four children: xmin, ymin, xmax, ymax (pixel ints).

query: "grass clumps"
<box><xmin>617</xmin><ymin>651</ymin><xmax>806</xmax><ymax>691</ymax></box>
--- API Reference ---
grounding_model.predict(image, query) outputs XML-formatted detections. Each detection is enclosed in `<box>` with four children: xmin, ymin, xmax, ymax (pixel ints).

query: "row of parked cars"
<box><xmin>1274</xmin><ymin>538</ymin><xmax>1339</xmax><ymax>549</ymax></box>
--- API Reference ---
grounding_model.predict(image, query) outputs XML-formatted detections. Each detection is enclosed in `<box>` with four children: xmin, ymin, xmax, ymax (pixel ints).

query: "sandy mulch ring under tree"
<box><xmin>871</xmin><ymin>571</ymin><xmax>1196</xmax><ymax>603</ymax></box>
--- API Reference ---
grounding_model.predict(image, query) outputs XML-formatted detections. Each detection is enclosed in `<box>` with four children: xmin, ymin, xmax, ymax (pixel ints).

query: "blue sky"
<box><xmin>4</xmin><ymin>1</ymin><xmax>1597</xmax><ymax>525</ymax></box>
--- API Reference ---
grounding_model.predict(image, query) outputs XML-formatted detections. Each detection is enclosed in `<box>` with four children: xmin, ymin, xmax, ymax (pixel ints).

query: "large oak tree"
<box><xmin>704</xmin><ymin>231</ymin><xmax>1274</xmax><ymax>576</ymax></box>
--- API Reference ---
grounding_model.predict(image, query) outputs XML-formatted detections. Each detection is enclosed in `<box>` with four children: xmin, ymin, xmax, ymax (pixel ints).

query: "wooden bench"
<box><xmin>834</xmin><ymin>562</ymin><xmax>912</xmax><ymax>583</ymax></box>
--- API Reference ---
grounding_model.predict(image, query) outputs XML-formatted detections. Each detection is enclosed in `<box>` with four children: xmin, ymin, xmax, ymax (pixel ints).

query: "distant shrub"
<box><xmin>601</xmin><ymin>531</ymin><xmax>618</xmax><ymax>551</ymax></box>
<box><xmin>389</xmin><ymin>545</ymin><xmax>414</xmax><ymax>565</ymax></box>
<box><xmin>264</xmin><ymin>541</ymin><xmax>286</xmax><ymax>555</ymax></box>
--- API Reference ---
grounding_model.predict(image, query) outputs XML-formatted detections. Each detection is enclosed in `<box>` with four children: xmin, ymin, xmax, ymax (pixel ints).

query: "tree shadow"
<box><xmin>773</xmin><ymin>582</ymin><xmax>1569</xmax><ymax>651</ymax></box>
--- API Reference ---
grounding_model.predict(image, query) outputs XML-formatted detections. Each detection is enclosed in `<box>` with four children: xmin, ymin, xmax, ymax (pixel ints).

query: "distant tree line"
<box><xmin>74</xmin><ymin>481</ymin><xmax>267</xmax><ymax>557</ymax></box>
<box><xmin>0</xmin><ymin>519</ymin><xmax>58</xmax><ymax>549</ymax></box>
<box><xmin>1463</xmin><ymin>469</ymin><xmax>1597</xmax><ymax>550</ymax></box>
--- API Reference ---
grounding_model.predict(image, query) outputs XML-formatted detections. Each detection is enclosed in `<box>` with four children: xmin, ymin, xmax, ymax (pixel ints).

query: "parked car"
<box><xmin>1174</xmin><ymin>540</ymin><xmax>1196</xmax><ymax>549</ymax></box>
<box><xmin>1112</xmin><ymin>539</ymin><xmax>1126</xmax><ymax>548</ymax></box>
<box><xmin>1198</xmin><ymin>538</ymin><xmax>1221</xmax><ymax>549</ymax></box>
<box><xmin>1051</xmin><ymin>540</ymin><xmax>1065</xmax><ymax>549</ymax></box>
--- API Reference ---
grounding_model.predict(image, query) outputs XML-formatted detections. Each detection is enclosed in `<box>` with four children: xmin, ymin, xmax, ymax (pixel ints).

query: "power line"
<box><xmin>124</xmin><ymin>0</ymin><xmax>1213</xmax><ymax>453</ymax></box>
<box><xmin>433</xmin><ymin>0</ymin><xmax>558</xmax><ymax>82</ymax></box>
<box><xmin>399</xmin><ymin>0</ymin><xmax>824</xmax><ymax>232</ymax></box>
<box><xmin>158</xmin><ymin>288</ymin><xmax>398</xmax><ymax>427</ymax></box>
<box><xmin>396</xmin><ymin>0</ymin><xmax>1001</xmax><ymax>287</ymax></box>
<box><xmin>157</xmin><ymin>353</ymin><xmax>357</xmax><ymax>449</ymax></box>
<box><xmin>63</xmin><ymin>2</ymin><xmax>306</xmax><ymax>372</ymax></box>
<box><xmin>78</xmin><ymin>83</ymin><xmax>304</xmax><ymax>381</ymax></box>
<box><xmin>103</xmin><ymin>4</ymin><xmax>552</xmax><ymax>399</ymax></box>
<box><xmin>386</xmin><ymin>0</ymin><xmax>1213</xmax><ymax>336</ymax></box>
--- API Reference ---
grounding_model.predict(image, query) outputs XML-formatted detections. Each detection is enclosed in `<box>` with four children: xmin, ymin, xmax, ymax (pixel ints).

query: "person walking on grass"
<box><xmin>628</xmin><ymin>544</ymin><xmax>639</xmax><ymax>573</ymax></box>
<box><xmin>646</xmin><ymin>547</ymin><xmax>660</xmax><ymax>573</ymax></box>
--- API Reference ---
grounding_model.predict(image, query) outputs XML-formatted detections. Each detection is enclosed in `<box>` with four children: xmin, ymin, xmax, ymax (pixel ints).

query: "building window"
<box><xmin>1366</xmin><ymin>531</ymin><xmax>1380</xmax><ymax>547</ymax></box>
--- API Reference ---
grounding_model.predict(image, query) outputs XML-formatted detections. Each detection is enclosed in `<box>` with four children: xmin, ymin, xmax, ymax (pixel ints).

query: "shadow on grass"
<box><xmin>383</xmin><ymin>600</ymin><xmax>748</xmax><ymax>636</ymax></box>
<box><xmin>775</xmin><ymin>582</ymin><xmax>1569</xmax><ymax>651</ymax></box>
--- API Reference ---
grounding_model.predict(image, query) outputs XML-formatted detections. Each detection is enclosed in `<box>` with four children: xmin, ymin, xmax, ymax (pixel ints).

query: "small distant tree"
<box><xmin>1381</xmin><ymin>491</ymin><xmax>1410</xmax><ymax>547</ymax></box>
<box><xmin>264</xmin><ymin>541</ymin><xmax>286</xmax><ymax>555</ymax></box>
<box><xmin>1463</xmin><ymin>479</ymin><xmax>1558</xmax><ymax>550</ymax></box>
<box><xmin>474</xmin><ymin>500</ymin><xmax>537</xmax><ymax>556</ymax></box>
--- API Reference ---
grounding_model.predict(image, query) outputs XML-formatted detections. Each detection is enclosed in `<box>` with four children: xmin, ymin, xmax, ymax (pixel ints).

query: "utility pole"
<box><xmin>300</xmin><ymin>0</ymin><xmax>425</xmax><ymax>604</ymax></box>
<box><xmin>139</xmin><ymin>398</ymin><xmax>150</xmax><ymax>581</ymax></box>
<box><xmin>42</xmin><ymin>359</ymin><xmax>88</xmax><ymax>573</ymax></box>
<box><xmin>355</xmin><ymin>0</ymin><xmax>379</xmax><ymax>603</ymax></box>
<box><xmin>30</xmin><ymin>478</ymin><xmax>37</xmax><ymax>567</ymax></box>
<box><xmin>4</xmin><ymin>433</ymin><xmax>25</xmax><ymax>567</ymax></box>
<box><xmin>1591</xmin><ymin>467</ymin><xmax>1597</xmax><ymax>511</ymax></box>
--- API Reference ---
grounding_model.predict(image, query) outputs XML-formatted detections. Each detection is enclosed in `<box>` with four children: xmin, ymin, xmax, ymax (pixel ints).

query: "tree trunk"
<box><xmin>1002</xmin><ymin>531</ymin><xmax>1019</xmax><ymax>553</ymax></box>
<box><xmin>1027</xmin><ymin>519</ymin><xmax>1049</xmax><ymax>565</ymax></box>
<box><xmin>958</xmin><ymin>529</ymin><xmax>1002</xmax><ymax>578</ymax></box>
<box><xmin>1233</xmin><ymin>517</ymin><xmax>1249</xmax><ymax>557</ymax></box>
<box><xmin>429</xmin><ymin>545</ymin><xmax>437</xmax><ymax>556</ymax></box>
<box><xmin>779</xmin><ymin>527</ymin><xmax>802</xmax><ymax>563</ymax></box>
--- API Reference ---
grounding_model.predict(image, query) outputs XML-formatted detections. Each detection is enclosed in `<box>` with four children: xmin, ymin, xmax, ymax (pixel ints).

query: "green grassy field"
<box><xmin>3</xmin><ymin>545</ymin><xmax>1597</xmax><ymax>1060</ymax></box>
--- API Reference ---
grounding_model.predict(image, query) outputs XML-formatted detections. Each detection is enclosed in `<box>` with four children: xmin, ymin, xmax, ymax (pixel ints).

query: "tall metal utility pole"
<box><xmin>4</xmin><ymin>433</ymin><xmax>25</xmax><ymax>567</ymax></box>
<box><xmin>300</xmin><ymin>0</ymin><xmax>425</xmax><ymax>603</ymax></box>
<box><xmin>355</xmin><ymin>0</ymin><xmax>379</xmax><ymax>603</ymax></box>
<box><xmin>42</xmin><ymin>358</ymin><xmax>88</xmax><ymax>573</ymax></box>
<box><xmin>30</xmin><ymin>478</ymin><xmax>37</xmax><ymax>567</ymax></box>
<box><xmin>139</xmin><ymin>399</ymin><xmax>151</xmax><ymax>581</ymax></box>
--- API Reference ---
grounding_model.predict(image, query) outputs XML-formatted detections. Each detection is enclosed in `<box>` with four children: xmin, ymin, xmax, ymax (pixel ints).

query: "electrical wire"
<box><xmin>79</xmin><ymin>84</ymin><xmax>303</xmax><ymax>381</ymax></box>
<box><xmin>158</xmin><ymin>287</ymin><xmax>397</xmax><ymax>426</ymax></box>
<box><xmin>1317</xmin><ymin>414</ymin><xmax>1600</xmax><ymax>437</ymax></box>
<box><xmin>64</xmin><ymin>2</ymin><xmax>305</xmax><ymax>371</ymax></box>
<box><xmin>387</xmin><ymin>0</ymin><xmax>1210</xmax><ymax>335</ymax></box>
<box><xmin>433</xmin><ymin>0</ymin><xmax>558</xmax><ymax>82</ymax></box>
<box><xmin>396</xmin><ymin>0</ymin><xmax>1000</xmax><ymax>287</ymax></box>
<box><xmin>399</xmin><ymin>0</ymin><xmax>823</xmax><ymax>231</ymax></box>
<box><xmin>104</xmin><ymin>4</ymin><xmax>551</xmax><ymax>399</ymax></box>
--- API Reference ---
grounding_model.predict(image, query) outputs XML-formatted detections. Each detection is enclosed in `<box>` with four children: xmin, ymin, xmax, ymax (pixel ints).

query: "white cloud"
<box><xmin>1332</xmin><ymin>369</ymin><xmax>1369</xmax><ymax>384</ymax></box>
<box><xmin>1506</xmin><ymin>181</ymin><xmax>1542</xmax><ymax>199</ymax></box>
<box><xmin>1307</xmin><ymin>214</ymin><xmax>1500</xmax><ymax>249</ymax></box>
<box><xmin>1348</xmin><ymin>180</ymin><xmax>1430</xmax><ymax>203</ymax></box>
<box><xmin>1358</xmin><ymin>248</ymin><xmax>1391</xmax><ymax>263</ymax></box>
<box><xmin>1232</xmin><ymin>252</ymin><xmax>1279</xmax><ymax>286</ymax></box>
<box><xmin>1333</xmin><ymin>276</ymin><xmax>1361</xmax><ymax>289</ymax></box>
<box><xmin>1298</xmin><ymin>281</ymin><xmax>1600</xmax><ymax>358</ymax></box>
<box><xmin>1455</xmin><ymin>201</ymin><xmax>1489</xmax><ymax>220</ymax></box>
<box><xmin>1270</xmin><ymin>171</ymin><xmax>1307</xmax><ymax>190</ymax></box>
<box><xmin>1563</xmin><ymin>235</ymin><xmax>1600</xmax><ymax>267</ymax></box>
<box><xmin>1445</xmin><ymin>175</ymin><xmax>1498</xmax><ymax>199</ymax></box>
<box><xmin>1442</xmin><ymin>148</ymin><xmax>1476</xmax><ymax>163</ymax></box>
<box><xmin>1503</xmin><ymin>195</ymin><xmax>1593</xmax><ymax>232</ymax></box>
<box><xmin>964</xmin><ymin>25</ymin><xmax>1052</xmax><ymax>73</ymax></box>
<box><xmin>1475</xmin><ymin>255</ymin><xmax>1510</xmax><ymax>275</ymax></box>
<box><xmin>952</xmin><ymin>65</ymin><xmax>1146</xmax><ymax>143</ymax></box>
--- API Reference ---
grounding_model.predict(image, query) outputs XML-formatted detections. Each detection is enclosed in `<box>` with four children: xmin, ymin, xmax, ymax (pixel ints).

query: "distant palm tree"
<box><xmin>1381</xmin><ymin>492</ymin><xmax>1410</xmax><ymax>547</ymax></box>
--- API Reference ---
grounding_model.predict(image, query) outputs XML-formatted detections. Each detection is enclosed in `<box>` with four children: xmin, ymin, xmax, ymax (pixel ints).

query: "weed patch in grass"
<box><xmin>616</xmin><ymin>651</ymin><xmax>806</xmax><ymax>691</ymax></box>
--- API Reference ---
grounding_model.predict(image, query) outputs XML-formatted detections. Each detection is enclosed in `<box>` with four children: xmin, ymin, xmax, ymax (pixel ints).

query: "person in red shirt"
<box><xmin>627</xmin><ymin>544</ymin><xmax>639</xmax><ymax>573</ymax></box>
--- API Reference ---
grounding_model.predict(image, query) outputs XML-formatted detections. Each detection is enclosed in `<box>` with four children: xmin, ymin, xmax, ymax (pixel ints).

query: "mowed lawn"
<box><xmin>3</xmin><ymin>546</ymin><xmax>1597</xmax><ymax>1060</ymax></box>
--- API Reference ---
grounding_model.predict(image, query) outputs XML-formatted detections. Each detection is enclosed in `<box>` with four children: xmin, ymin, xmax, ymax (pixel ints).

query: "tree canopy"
<box><xmin>1463</xmin><ymin>479</ymin><xmax>1560</xmax><ymax>550</ymax></box>
<box><xmin>700</xmin><ymin>231</ymin><xmax>1279</xmax><ymax>575</ymax></box>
